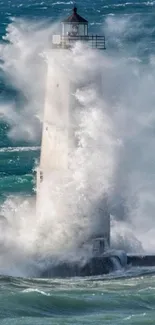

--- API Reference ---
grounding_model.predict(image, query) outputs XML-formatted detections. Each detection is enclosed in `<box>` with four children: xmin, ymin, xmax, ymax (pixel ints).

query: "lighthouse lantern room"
<box><xmin>62</xmin><ymin>6</ymin><xmax>88</xmax><ymax>37</ymax></box>
<box><xmin>52</xmin><ymin>6</ymin><xmax>106</xmax><ymax>50</ymax></box>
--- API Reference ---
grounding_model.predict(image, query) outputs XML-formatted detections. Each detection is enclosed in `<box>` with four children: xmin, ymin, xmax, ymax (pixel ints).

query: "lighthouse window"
<box><xmin>40</xmin><ymin>171</ymin><xmax>43</xmax><ymax>182</ymax></box>
<box><xmin>71</xmin><ymin>24</ymin><xmax>78</xmax><ymax>36</ymax></box>
<box><xmin>78</xmin><ymin>24</ymin><xmax>87</xmax><ymax>36</ymax></box>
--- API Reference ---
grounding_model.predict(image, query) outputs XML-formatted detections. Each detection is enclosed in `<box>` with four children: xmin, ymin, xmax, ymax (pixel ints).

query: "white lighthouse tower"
<box><xmin>36</xmin><ymin>7</ymin><xmax>109</xmax><ymax>251</ymax></box>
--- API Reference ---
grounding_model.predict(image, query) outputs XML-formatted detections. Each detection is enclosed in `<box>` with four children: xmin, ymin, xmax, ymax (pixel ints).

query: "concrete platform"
<box><xmin>41</xmin><ymin>256</ymin><xmax>115</xmax><ymax>277</ymax></box>
<box><xmin>40</xmin><ymin>254</ymin><xmax>155</xmax><ymax>278</ymax></box>
<box><xmin>127</xmin><ymin>255</ymin><xmax>155</xmax><ymax>267</ymax></box>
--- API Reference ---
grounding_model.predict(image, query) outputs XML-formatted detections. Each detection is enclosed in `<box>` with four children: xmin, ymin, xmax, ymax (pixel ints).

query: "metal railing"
<box><xmin>53</xmin><ymin>35</ymin><xmax>106</xmax><ymax>50</ymax></box>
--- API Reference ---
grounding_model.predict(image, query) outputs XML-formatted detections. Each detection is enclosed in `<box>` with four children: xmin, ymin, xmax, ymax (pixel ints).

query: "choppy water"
<box><xmin>0</xmin><ymin>0</ymin><xmax>155</xmax><ymax>324</ymax></box>
<box><xmin>1</xmin><ymin>272</ymin><xmax>155</xmax><ymax>324</ymax></box>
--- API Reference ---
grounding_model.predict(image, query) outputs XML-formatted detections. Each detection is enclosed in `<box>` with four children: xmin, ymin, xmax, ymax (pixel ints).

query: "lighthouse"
<box><xmin>35</xmin><ymin>7</ymin><xmax>155</xmax><ymax>278</ymax></box>
<box><xmin>36</xmin><ymin>7</ymin><xmax>109</xmax><ymax>255</ymax></box>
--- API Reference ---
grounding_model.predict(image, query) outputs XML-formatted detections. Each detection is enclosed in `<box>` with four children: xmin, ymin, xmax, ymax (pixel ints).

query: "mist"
<box><xmin>0</xmin><ymin>15</ymin><xmax>155</xmax><ymax>276</ymax></box>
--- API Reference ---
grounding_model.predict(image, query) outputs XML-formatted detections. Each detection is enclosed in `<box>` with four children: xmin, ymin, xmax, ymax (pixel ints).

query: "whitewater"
<box><xmin>0</xmin><ymin>0</ymin><xmax>154</xmax><ymax>324</ymax></box>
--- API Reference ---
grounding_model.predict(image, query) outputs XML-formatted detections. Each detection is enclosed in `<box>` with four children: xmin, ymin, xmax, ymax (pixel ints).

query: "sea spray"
<box><xmin>0</xmin><ymin>15</ymin><xmax>154</xmax><ymax>276</ymax></box>
<box><xmin>0</xmin><ymin>18</ymin><xmax>59</xmax><ymax>142</ymax></box>
<box><xmin>0</xmin><ymin>21</ymin><xmax>117</xmax><ymax>275</ymax></box>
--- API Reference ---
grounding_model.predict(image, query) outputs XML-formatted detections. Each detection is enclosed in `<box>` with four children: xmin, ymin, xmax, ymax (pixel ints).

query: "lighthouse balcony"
<box><xmin>52</xmin><ymin>35</ymin><xmax>106</xmax><ymax>50</ymax></box>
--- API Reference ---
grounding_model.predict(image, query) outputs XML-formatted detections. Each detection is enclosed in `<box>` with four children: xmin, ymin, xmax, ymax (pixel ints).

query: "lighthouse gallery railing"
<box><xmin>53</xmin><ymin>35</ymin><xmax>106</xmax><ymax>50</ymax></box>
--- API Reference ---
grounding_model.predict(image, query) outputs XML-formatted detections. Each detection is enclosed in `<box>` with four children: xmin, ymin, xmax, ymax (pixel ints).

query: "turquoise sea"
<box><xmin>0</xmin><ymin>0</ymin><xmax>155</xmax><ymax>324</ymax></box>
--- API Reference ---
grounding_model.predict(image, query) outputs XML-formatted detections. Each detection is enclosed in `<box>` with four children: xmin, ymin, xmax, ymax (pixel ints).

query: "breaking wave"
<box><xmin>0</xmin><ymin>11</ymin><xmax>154</xmax><ymax>276</ymax></box>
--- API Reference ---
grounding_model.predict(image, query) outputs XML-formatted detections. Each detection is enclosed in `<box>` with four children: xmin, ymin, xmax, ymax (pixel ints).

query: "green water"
<box><xmin>1</xmin><ymin>273</ymin><xmax>155</xmax><ymax>324</ymax></box>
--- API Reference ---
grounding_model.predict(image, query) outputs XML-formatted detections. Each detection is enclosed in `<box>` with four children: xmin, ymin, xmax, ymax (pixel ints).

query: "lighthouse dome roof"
<box><xmin>62</xmin><ymin>6</ymin><xmax>88</xmax><ymax>24</ymax></box>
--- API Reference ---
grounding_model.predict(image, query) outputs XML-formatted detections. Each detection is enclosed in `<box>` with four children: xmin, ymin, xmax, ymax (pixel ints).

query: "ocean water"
<box><xmin>0</xmin><ymin>0</ymin><xmax>155</xmax><ymax>324</ymax></box>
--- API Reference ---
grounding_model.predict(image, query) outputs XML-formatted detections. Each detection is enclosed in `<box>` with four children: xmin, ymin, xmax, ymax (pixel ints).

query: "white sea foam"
<box><xmin>0</xmin><ymin>146</ymin><xmax>40</xmax><ymax>152</ymax></box>
<box><xmin>22</xmin><ymin>288</ymin><xmax>50</xmax><ymax>295</ymax></box>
